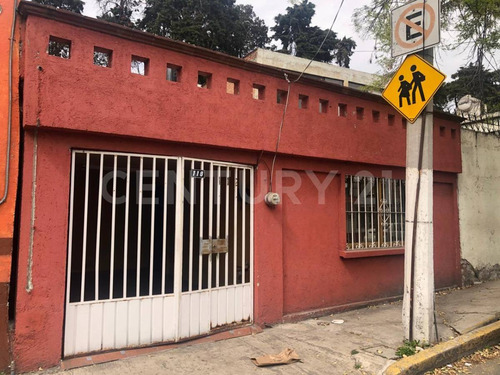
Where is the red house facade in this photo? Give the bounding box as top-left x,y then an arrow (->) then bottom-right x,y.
12,2 -> 462,372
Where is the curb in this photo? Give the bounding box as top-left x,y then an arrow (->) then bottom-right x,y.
384,319 -> 500,375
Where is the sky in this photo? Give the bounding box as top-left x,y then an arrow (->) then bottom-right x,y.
83,0 -> 475,80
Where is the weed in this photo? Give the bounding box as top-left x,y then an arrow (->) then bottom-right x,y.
351,349 -> 359,355
354,360 -> 362,369
395,340 -> 428,358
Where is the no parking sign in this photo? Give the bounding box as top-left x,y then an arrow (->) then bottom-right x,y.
391,0 -> 440,57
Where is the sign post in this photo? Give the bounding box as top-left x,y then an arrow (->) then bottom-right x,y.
384,0 -> 442,344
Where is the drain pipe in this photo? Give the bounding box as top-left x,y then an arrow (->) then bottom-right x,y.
25,121 -> 39,293
26,64 -> 43,293
0,0 -> 18,206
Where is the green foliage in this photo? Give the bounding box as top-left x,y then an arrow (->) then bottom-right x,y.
138,0 -> 269,57
352,0 -> 392,56
32,0 -> 84,13
395,339 -> 427,358
351,349 -> 359,355
434,64 -> 500,112
353,1 -> 500,67
97,0 -> 140,28
353,0 -> 500,111
451,0 -> 500,67
272,0 -> 357,67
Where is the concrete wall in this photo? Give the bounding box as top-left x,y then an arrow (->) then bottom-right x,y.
245,48 -> 377,88
459,130 -> 500,268
0,0 -> 21,371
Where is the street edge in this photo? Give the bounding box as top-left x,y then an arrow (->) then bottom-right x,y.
384,319 -> 500,375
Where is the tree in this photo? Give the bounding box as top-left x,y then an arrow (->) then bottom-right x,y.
32,0 -> 84,13
97,0 -> 140,28
271,0 -> 356,67
352,0 -> 500,107
138,0 -> 269,57
434,64 -> 500,112
334,37 -> 357,67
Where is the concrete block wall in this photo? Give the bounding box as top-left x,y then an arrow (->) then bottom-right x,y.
459,130 -> 500,282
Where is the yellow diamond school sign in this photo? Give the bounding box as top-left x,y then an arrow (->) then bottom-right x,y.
382,54 -> 446,123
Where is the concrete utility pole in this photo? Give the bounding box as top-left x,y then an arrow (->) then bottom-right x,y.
402,49 -> 435,344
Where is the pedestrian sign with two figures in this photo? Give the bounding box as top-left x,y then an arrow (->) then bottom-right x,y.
382,54 -> 445,123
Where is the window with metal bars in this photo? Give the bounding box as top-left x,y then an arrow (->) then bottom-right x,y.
345,175 -> 405,250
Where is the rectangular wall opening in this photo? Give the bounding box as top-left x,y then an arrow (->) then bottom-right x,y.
319,99 -> 329,113
298,94 -> 309,109
226,78 -> 240,95
277,89 -> 288,104
197,72 -> 212,89
252,84 -> 265,100
48,36 -> 71,59
131,55 -> 149,75
167,64 -> 181,82
93,47 -> 112,67
338,103 -> 347,117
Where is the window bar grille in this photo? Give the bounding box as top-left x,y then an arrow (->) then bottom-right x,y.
383,179 -> 388,246
216,165 -> 221,288
208,163 -> 213,290
370,177 -> 375,247
350,175 -> 354,250
161,159 -> 168,295
224,166 -> 229,287
198,162 -> 204,290
233,168 -> 238,285
66,153 -> 76,304
399,180 -> 404,244
109,155 -> 117,299
392,180 -> 399,245
249,168 -> 254,287
80,153 -> 90,302
136,157 -> 144,297
148,158 -> 156,296
364,177 -> 368,248
188,160 -> 194,292
123,156 -> 131,297
242,169 -> 246,285
388,179 -> 393,246
94,155 -> 104,300
376,177 -> 381,248
356,177 -> 361,248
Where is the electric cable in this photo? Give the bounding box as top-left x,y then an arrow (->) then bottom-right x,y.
268,0 -> 346,192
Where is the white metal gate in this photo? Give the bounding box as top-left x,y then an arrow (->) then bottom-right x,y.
64,151 -> 253,356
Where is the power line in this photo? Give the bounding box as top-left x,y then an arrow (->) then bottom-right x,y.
268,0 -> 346,192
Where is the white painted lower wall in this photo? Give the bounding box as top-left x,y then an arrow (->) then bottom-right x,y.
458,130 -> 500,268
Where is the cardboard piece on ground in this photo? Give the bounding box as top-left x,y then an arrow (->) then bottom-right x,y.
251,348 -> 301,367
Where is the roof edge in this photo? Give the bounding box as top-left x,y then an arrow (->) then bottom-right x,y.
17,1 -> 463,123
16,2 -> 386,102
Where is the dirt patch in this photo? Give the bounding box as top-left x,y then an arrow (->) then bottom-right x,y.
425,345 -> 500,374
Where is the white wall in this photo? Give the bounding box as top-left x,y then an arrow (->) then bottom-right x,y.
459,129 -> 500,268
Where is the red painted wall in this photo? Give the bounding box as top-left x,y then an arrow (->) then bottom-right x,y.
20,14 -> 461,173
12,7 -> 463,372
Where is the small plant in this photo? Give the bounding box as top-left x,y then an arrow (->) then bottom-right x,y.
395,340 -> 428,358
351,349 -> 359,355
354,360 -> 362,369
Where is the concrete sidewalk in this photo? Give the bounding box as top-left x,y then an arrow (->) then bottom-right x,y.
32,280 -> 500,375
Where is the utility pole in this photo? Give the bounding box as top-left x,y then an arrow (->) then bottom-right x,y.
402,48 -> 435,343
383,0 -> 445,344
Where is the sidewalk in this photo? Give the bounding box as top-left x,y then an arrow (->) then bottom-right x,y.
32,280 -> 500,375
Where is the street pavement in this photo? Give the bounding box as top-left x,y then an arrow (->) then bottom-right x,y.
32,280 -> 500,375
